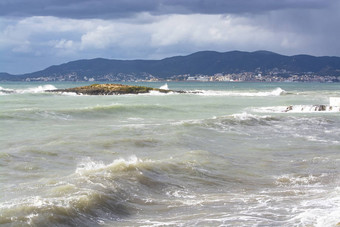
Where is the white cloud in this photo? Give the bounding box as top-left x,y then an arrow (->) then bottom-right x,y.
2,14 -> 306,57
1,13 -> 335,55
54,39 -> 74,49
1,5 -> 340,74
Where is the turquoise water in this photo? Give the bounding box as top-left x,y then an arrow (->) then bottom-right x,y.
1,82 -> 340,226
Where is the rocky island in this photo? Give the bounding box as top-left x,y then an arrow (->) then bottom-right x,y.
48,83 -> 188,95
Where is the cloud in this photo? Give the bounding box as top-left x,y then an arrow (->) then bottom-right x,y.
0,13 -> 311,73
0,0 -> 332,19
1,0 -> 340,74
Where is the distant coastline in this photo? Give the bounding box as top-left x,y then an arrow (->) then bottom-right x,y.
1,50 -> 340,82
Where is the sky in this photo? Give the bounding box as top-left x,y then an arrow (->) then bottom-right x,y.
1,0 -> 340,74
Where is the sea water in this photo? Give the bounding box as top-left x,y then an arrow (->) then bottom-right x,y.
0,81 -> 340,226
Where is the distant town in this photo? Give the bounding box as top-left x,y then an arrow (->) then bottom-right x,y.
24,71 -> 340,83
6,51 -> 340,83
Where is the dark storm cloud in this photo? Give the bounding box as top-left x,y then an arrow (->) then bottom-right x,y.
0,0 -> 158,19
0,0 -> 330,19
161,0 -> 327,14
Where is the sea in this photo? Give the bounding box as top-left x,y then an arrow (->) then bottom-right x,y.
0,81 -> 340,227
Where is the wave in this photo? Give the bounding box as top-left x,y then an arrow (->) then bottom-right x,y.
174,112 -> 329,130
290,187 -> 340,227
175,113 -> 280,130
0,86 -> 15,95
60,103 -> 178,120
80,103 -> 173,113
272,172 -> 340,227
138,90 -> 176,96
0,155 -> 222,226
1,85 -> 288,97
2,153 -> 340,226
254,105 -> 340,113
196,87 -> 287,97
20,85 -> 57,93
0,85 -> 57,95
0,156 -> 148,226
172,112 -> 340,146
275,173 -> 328,187
231,112 -> 276,121
159,83 -> 169,90
0,108 -> 73,122
0,103 -> 177,122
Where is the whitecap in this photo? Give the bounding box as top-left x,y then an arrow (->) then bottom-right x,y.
252,106 -> 288,113
6,84 -> 58,94
231,112 -> 273,121
289,187 -> 340,227
254,105 -> 340,113
275,173 -> 328,187
23,84 -> 57,93
0,86 -> 15,95
75,156 -> 146,176
159,83 -> 169,90
137,90 -> 175,96
197,87 -> 287,97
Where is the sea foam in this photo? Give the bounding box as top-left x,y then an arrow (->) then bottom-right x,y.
254,105 -> 340,113
75,156 -> 145,176
159,83 -> 169,90
197,87 -> 287,97
0,85 -> 57,94
0,86 -> 15,95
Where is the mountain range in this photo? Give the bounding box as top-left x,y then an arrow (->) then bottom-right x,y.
1,50 -> 340,81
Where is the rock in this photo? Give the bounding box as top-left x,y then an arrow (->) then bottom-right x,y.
284,104 -> 339,112
285,105 -> 293,112
47,83 -> 195,95
317,105 -> 326,111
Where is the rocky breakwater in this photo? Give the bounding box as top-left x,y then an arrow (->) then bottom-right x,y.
285,104 -> 340,112
284,97 -> 340,112
47,83 -> 192,95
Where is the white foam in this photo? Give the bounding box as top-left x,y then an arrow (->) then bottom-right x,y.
0,86 -> 15,95
197,87 -> 287,97
3,84 -> 58,94
269,87 -> 287,96
275,174 -> 327,187
330,97 -> 340,107
127,117 -> 144,121
159,83 -> 169,90
290,187 -> 340,227
59,92 -> 78,96
137,90 -> 174,96
24,85 -> 57,93
287,105 -> 340,112
231,112 -> 272,121
75,156 -> 145,175
254,105 -> 340,113
253,106 -> 288,113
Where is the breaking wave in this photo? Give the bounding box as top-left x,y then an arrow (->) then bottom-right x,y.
196,87 -> 287,97
0,155 -> 230,226
0,85 -> 57,95
254,105 -> 340,113
1,146 -> 340,226
159,83 -> 169,90
0,86 -> 15,95
275,173 -> 329,187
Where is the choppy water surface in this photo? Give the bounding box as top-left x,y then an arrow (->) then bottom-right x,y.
1,82 -> 340,226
